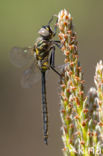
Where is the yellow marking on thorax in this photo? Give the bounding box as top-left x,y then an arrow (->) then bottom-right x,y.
36,48 -> 42,60
36,48 -> 39,55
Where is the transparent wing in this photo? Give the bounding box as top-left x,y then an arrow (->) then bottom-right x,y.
56,63 -> 69,71
21,63 -> 41,88
10,47 -> 34,68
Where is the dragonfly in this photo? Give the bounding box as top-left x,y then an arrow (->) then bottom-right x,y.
10,17 -> 61,145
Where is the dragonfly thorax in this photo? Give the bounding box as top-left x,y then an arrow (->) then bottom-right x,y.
34,37 -> 53,71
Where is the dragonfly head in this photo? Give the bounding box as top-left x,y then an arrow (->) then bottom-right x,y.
38,25 -> 54,39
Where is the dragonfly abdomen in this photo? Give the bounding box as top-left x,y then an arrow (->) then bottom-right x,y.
41,71 -> 48,144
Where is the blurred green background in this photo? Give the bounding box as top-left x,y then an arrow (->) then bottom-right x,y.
0,0 -> 103,156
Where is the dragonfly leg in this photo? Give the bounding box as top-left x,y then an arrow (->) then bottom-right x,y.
54,40 -> 60,43
50,47 -> 62,77
53,40 -> 63,49
53,21 -> 58,36
48,16 -> 54,25
48,16 -> 58,37
50,66 -> 62,77
50,46 -> 55,68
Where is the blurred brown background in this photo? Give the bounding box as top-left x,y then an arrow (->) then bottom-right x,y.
0,0 -> 103,156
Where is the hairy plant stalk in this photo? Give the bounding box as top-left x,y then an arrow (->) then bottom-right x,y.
94,61 -> 103,155
82,87 -> 100,156
57,9 -> 103,156
57,9 -> 85,156
94,61 -> 103,119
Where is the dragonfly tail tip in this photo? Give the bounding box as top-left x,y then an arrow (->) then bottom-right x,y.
44,137 -> 48,145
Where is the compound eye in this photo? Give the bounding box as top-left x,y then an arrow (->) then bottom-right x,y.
38,28 -> 49,37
